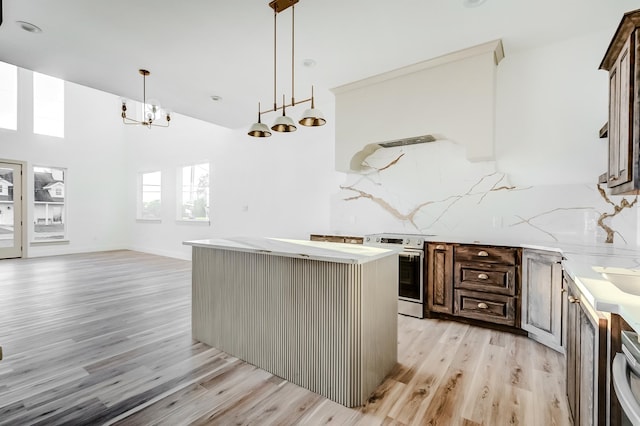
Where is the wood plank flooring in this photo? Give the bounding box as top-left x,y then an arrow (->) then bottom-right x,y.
0,250 -> 572,425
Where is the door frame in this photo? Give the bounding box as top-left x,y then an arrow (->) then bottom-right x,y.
0,158 -> 27,259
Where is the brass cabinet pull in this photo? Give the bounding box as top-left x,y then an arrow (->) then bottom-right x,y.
477,302 -> 489,309
609,176 -> 616,182
436,245 -> 444,250
568,296 -> 580,304
477,250 -> 489,257
478,273 -> 489,280
561,288 -> 567,293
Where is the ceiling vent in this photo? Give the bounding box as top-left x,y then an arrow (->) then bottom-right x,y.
349,134 -> 437,171
378,134 -> 436,148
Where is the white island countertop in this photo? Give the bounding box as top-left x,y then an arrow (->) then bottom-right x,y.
184,237 -> 400,264
561,249 -> 640,332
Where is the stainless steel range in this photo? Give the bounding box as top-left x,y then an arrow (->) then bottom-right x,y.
364,233 -> 433,318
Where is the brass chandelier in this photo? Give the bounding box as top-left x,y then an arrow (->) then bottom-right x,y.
121,69 -> 171,128
248,0 -> 326,138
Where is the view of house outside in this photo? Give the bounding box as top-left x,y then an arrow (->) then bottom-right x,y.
180,163 -> 209,221
33,166 -> 66,241
0,167 -> 15,248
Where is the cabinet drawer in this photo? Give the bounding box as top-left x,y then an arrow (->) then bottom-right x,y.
454,245 -> 518,265
454,289 -> 516,326
454,262 -> 516,296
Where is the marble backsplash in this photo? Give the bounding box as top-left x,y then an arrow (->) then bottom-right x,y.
331,140 -> 638,247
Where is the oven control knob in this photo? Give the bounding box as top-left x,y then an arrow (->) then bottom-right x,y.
376,237 -> 380,242
365,237 -> 370,242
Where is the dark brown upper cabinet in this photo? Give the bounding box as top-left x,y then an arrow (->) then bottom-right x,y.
600,9 -> 640,195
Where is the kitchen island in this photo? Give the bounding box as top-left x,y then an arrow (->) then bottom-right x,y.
183,237 -> 399,407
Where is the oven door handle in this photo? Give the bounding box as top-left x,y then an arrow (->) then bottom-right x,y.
613,352 -> 640,425
399,252 -> 422,260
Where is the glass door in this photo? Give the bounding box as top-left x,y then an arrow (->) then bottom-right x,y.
0,162 -> 22,259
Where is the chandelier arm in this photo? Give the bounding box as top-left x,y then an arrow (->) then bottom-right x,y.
258,96 -> 312,116
142,72 -> 147,109
273,9 -> 277,112
123,117 -> 143,125
149,121 -> 170,128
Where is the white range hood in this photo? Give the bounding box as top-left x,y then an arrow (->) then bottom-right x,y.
332,39 -> 505,172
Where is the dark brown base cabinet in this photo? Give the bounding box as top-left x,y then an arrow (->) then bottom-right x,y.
453,244 -> 520,327
564,272 -> 608,426
426,242 -> 521,329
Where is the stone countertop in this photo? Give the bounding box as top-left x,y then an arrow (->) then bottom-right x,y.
561,251 -> 640,332
422,234 -> 640,331
184,237 -> 400,265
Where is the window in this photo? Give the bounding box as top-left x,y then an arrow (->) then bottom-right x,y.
33,166 -> 66,241
179,163 -> 209,221
138,171 -> 161,220
33,72 -> 64,138
0,61 -> 17,131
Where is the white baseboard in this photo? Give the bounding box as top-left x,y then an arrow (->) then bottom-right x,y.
127,245 -> 192,261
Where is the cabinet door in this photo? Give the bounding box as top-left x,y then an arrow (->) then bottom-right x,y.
521,249 -> 563,352
609,35 -> 634,187
566,280 -> 579,423
578,302 -> 608,426
609,55 -> 621,185
565,275 -> 608,426
426,243 -> 453,315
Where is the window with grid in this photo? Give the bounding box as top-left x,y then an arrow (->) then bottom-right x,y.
178,163 -> 209,221
138,171 -> 162,220
33,166 -> 66,241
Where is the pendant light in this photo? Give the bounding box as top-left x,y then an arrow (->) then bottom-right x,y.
299,86 -> 326,126
121,69 -> 171,129
247,102 -> 272,137
247,0 -> 326,138
271,95 -> 296,132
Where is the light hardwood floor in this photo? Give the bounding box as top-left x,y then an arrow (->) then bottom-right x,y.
0,250 -> 572,425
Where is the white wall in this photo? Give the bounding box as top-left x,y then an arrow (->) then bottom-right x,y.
125,104 -> 338,260
496,30 -> 610,185
2,63 -> 338,260
329,29 -> 639,247
0,68 -> 129,257
2,25 -> 635,260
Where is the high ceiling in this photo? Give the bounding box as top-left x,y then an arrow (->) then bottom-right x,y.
0,0 -> 637,130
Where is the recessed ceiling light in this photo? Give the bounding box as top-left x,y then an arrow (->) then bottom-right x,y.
210,95 -> 222,102
303,59 -> 317,68
16,21 -> 43,33
463,0 -> 487,7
